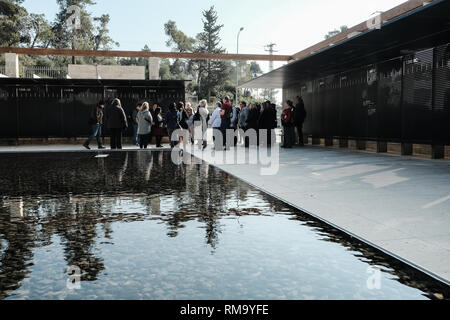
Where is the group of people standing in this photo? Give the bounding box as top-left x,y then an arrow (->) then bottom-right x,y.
131,102 -> 165,149
164,100 -> 210,149
83,95 -> 307,151
83,98 -> 129,150
210,96 -> 305,150
281,96 -> 307,148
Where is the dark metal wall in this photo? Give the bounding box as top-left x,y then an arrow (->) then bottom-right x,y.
0,79 -> 185,139
283,43 -> 450,145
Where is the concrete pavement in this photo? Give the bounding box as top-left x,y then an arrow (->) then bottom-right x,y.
188,144 -> 450,285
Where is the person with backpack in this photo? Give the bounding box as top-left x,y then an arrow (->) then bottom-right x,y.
83,100 -> 106,150
295,96 -> 307,146
281,100 -> 296,148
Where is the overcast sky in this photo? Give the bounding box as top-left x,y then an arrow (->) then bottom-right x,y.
23,0 -> 406,71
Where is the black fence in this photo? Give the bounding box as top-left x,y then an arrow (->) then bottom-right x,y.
283,43 -> 450,145
0,79 -> 186,139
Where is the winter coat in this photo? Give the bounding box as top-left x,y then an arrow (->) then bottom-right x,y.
166,109 -> 179,130
107,104 -> 128,130
137,110 -> 153,135
210,107 -> 222,128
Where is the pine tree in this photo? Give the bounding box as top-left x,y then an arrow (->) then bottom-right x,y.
51,0 -> 118,65
193,6 -> 230,102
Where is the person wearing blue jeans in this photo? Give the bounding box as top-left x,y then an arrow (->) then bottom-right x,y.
131,103 -> 142,146
83,101 -> 105,150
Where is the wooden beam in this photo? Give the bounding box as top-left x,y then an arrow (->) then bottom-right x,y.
291,0 -> 436,60
0,47 -> 292,62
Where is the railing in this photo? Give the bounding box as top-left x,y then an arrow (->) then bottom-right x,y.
21,66 -> 68,79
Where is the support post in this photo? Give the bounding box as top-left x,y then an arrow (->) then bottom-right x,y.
339,138 -> 348,148
377,141 -> 388,153
325,137 -> 333,147
356,140 -> 366,150
401,143 -> 413,156
5,53 -> 19,78
432,144 -> 445,159
148,57 -> 160,80
312,137 -> 321,145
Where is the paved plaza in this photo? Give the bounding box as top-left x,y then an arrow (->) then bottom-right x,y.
189,144 -> 450,284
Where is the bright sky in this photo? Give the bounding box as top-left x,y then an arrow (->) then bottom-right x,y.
22,0 -> 406,72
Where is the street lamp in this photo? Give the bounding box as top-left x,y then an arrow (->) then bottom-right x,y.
236,27 -> 244,107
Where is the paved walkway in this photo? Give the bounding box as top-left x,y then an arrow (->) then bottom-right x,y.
188,144 -> 450,284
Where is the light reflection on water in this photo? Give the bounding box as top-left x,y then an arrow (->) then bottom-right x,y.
0,151 -> 449,300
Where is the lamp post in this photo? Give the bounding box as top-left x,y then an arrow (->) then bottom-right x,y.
236,27 -> 244,107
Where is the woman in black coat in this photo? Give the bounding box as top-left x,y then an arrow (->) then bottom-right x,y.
106,98 -> 128,150
258,102 -> 274,147
246,104 -> 259,148
166,103 -> 179,148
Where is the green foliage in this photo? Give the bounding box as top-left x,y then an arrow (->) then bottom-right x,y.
0,0 -> 29,46
164,20 -> 195,52
325,25 -> 348,39
0,0 -> 119,67
162,6 -> 263,102
193,6 -> 230,101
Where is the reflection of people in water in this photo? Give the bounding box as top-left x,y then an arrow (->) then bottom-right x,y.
136,151 -> 154,182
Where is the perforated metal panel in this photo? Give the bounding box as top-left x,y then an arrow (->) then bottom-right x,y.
402,48 -> 434,143
323,75 -> 340,137
312,79 -> 325,137
0,87 -> 18,139
0,79 -> 186,139
433,44 -> 450,144
283,44 -> 450,145
302,81 -> 314,135
377,58 -> 403,141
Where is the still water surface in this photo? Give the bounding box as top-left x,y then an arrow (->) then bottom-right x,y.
0,151 -> 449,300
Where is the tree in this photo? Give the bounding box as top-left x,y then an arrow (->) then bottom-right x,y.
51,0 -> 119,65
163,20 -> 197,82
193,6 -> 230,101
325,25 -> 348,39
22,13 -> 54,48
0,0 -> 29,47
164,20 -> 195,53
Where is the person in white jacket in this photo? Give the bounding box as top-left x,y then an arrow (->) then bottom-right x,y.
209,102 -> 222,149
137,102 -> 153,149
197,99 -> 210,149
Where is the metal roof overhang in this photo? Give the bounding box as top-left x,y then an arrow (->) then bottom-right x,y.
240,0 -> 450,89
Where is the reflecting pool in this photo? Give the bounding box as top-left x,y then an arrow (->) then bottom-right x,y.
0,151 -> 449,300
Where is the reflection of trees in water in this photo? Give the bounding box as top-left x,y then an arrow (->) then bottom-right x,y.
0,199 -> 35,299
0,151 -> 449,299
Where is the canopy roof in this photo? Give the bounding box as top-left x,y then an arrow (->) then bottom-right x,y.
240,0 -> 450,89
